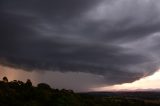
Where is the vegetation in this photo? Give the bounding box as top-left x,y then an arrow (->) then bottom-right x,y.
0,76 -> 160,106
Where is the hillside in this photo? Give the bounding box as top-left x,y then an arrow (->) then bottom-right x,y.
0,77 -> 160,106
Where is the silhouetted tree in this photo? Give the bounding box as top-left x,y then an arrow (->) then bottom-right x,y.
25,79 -> 32,87
37,83 -> 51,90
2,76 -> 8,83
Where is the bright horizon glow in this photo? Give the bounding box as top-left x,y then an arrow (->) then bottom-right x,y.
1,65 -> 160,92
92,69 -> 160,91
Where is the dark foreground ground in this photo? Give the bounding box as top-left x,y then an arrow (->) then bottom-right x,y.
0,78 -> 160,106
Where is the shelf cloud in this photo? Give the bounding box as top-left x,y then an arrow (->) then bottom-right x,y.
1,0 -> 160,87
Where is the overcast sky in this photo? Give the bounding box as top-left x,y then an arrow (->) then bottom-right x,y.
1,0 -> 160,91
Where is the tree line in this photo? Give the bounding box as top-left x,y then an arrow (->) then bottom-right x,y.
0,76 -> 159,106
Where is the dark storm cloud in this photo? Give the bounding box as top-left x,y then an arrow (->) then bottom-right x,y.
1,0 -> 160,85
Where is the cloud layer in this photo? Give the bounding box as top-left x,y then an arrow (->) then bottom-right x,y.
1,0 -> 160,85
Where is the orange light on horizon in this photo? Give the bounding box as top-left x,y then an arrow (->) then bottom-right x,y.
1,65 -> 160,92
0,65 -> 40,85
